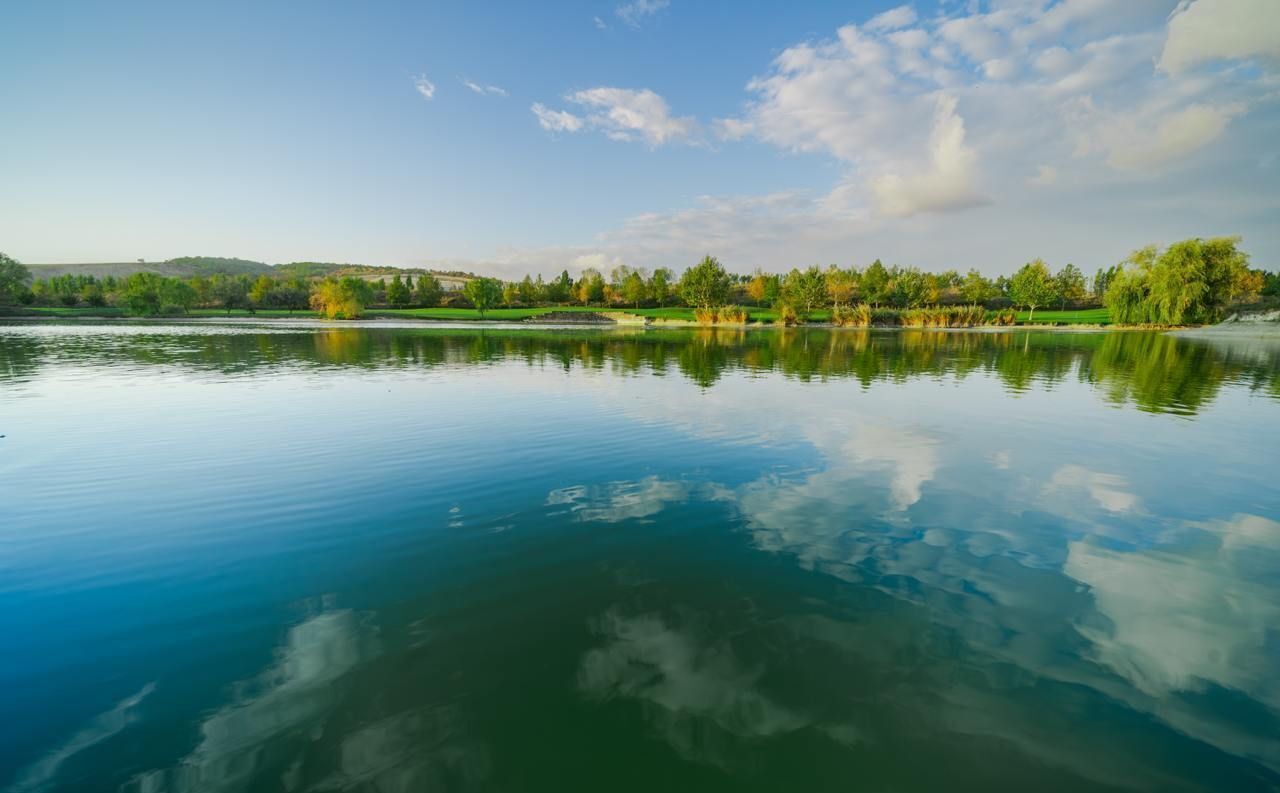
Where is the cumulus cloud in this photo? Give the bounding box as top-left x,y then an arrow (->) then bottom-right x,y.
499,0 -> 1274,276
531,102 -> 584,133
1159,0 -> 1280,74
870,95 -> 989,216
412,74 -> 436,100
615,0 -> 669,28
566,87 -> 697,145
535,88 -> 696,146
1103,102 -> 1247,171
865,4 -> 918,32
462,79 -> 507,97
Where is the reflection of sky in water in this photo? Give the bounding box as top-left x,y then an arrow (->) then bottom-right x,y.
1,325 -> 1278,791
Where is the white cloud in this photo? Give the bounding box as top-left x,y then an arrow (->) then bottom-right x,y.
462,79 -> 507,97
615,0 -> 669,28
1105,102 -> 1247,171
870,94 -> 988,216
938,14 -> 1007,62
594,15 -> 608,30
1159,0 -> 1280,74
531,102 -> 584,133
500,0 -> 1275,276
412,74 -> 436,100
713,117 -> 753,140
865,4 -> 918,32
565,87 -> 696,146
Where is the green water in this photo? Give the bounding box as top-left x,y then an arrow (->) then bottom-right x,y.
2,322 -> 1278,792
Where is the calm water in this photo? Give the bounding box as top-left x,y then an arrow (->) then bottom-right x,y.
2,321 -> 1279,792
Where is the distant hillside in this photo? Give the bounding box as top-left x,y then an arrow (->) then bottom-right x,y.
27,257 -> 272,279
26,257 -> 474,283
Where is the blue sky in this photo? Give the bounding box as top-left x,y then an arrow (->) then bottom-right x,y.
2,0 -> 1277,277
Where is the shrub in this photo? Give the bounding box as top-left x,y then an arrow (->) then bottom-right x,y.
832,304 -> 873,327
694,307 -> 719,324
716,305 -> 748,324
776,303 -> 801,326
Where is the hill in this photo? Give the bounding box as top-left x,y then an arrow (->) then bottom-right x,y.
25,257 -> 474,284
26,257 -> 273,279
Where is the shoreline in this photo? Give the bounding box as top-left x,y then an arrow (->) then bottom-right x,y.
0,313 -> 1174,333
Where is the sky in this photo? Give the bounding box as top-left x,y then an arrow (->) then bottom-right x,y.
1,0 -> 1278,278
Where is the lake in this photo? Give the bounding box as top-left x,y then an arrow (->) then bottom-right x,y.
2,321 -> 1278,792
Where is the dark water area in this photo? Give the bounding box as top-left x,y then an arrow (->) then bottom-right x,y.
1,322 -> 1278,792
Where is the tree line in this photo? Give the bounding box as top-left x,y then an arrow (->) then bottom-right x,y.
2,237 -> 1276,325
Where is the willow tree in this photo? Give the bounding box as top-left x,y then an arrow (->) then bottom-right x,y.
1106,237 -> 1256,325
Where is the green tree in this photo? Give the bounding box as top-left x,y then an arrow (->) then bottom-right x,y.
861,259 -> 890,306
648,268 -> 673,306
826,266 -> 857,308
960,269 -> 995,304
518,275 -> 539,305
386,274 -> 411,307
162,279 -> 197,313
546,270 -> 573,303
1054,263 -> 1087,309
678,256 -> 732,310
310,277 -> 371,319
122,272 -> 165,316
210,274 -> 250,314
1105,239 -> 1258,326
1008,259 -> 1058,321
573,269 -> 603,305
887,267 -> 930,308
414,273 -> 443,307
621,270 -> 647,308
783,266 -> 828,316
463,277 -> 503,317
0,253 -> 32,304
249,275 -> 275,308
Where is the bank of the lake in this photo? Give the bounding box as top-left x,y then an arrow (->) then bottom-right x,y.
3,304 -> 1119,327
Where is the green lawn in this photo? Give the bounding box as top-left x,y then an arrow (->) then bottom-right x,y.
1016,307 -> 1111,325
6,304 -> 1109,326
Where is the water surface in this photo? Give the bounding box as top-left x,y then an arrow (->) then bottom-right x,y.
2,322 -> 1278,792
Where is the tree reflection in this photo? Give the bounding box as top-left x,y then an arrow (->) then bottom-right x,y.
2,324 -> 1276,415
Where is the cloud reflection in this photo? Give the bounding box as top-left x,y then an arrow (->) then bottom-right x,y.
128,609 -> 377,792
579,610 -> 809,766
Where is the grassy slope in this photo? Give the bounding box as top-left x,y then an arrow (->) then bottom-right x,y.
1014,308 -> 1111,325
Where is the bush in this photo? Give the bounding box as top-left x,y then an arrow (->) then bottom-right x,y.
776,303 -> 801,326
832,304 -> 873,327
716,306 -> 748,324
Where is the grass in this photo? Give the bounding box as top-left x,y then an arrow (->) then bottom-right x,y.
1015,307 -> 1111,325
5,303 -> 1112,326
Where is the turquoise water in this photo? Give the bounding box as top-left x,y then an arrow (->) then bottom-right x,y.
1,322 -> 1278,792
